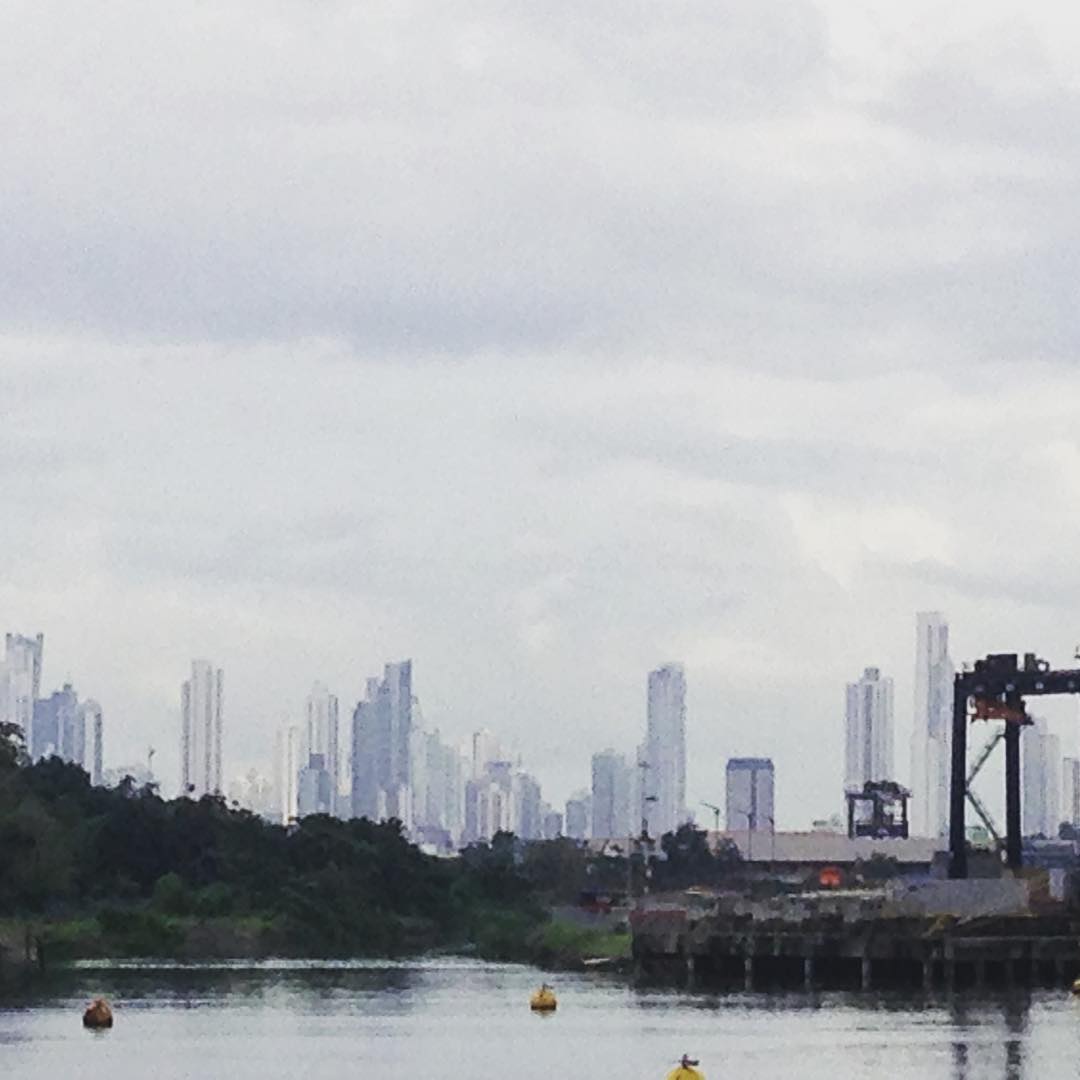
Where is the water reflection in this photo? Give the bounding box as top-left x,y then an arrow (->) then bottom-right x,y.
2,961 -> 1075,1080
9,959 -> 424,1012
950,994 -> 1030,1080
1002,994 -> 1028,1080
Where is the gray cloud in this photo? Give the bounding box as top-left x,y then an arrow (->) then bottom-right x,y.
5,7 -> 1080,823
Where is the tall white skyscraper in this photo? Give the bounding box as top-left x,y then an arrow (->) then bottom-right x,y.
180,661 -> 223,797
1,633 -> 44,744
644,663 -> 687,838
84,699 -> 104,786
725,757 -> 775,833
909,612 -> 954,837
304,682 -> 339,812
274,723 -> 300,824
845,666 -> 894,793
1023,717 -> 1061,838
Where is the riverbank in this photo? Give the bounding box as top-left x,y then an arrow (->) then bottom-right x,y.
2,911 -> 631,978
0,920 -> 41,985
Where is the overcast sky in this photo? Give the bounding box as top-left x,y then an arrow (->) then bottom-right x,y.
5,2 -> 1080,825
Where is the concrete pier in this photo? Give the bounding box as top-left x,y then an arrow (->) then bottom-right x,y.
631,908 -> 1080,991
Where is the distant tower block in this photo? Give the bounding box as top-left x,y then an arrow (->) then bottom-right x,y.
181,661 -> 223,796
725,758 -> 774,833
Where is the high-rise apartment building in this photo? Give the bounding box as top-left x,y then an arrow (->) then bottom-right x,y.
85,699 -> 103,786
514,771 -> 544,840
1063,757 -> 1080,831
909,612 -> 954,837
297,752 -> 334,817
844,666 -> 894,794
411,731 -> 466,843
351,660 -> 413,821
644,663 -> 687,837
463,760 -> 514,843
274,723 -> 300,824
471,729 -> 501,779
591,749 -> 632,840
1,633 -> 44,745
30,683 -> 103,781
31,683 -> 79,762
564,791 -> 591,841
1023,717 -> 1061,838
304,682 -> 339,813
180,661 -> 223,797
725,757 -> 775,833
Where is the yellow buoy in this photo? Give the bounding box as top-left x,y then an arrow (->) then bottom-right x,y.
82,999 -> 113,1029
530,984 -> 557,1012
1071,977 -> 1080,996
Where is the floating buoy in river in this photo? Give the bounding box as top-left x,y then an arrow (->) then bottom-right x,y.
666,1054 -> 705,1079
530,984 -> 557,1012
83,999 -> 113,1029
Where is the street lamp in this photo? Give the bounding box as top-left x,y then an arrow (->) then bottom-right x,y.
731,808 -> 775,864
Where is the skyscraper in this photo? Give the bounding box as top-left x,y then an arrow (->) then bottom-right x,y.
85,699 -> 103,786
644,663 -> 687,837
909,612 -> 954,837
384,660 -> 413,816
542,808 -> 563,839
1063,757 -> 1080,831
31,684 -> 79,762
564,791 -> 591,840
514,772 -> 544,840
29,681 -> 102,781
350,660 -> 413,821
471,729 -> 501,779
297,752 -> 334,817
1,633 -> 43,745
180,661 -> 223,797
1023,717 -> 1061,838
411,730 -> 466,843
274,723 -> 300,824
591,749 -> 632,840
725,757 -> 775,833
305,682 -> 339,813
844,666 -> 894,793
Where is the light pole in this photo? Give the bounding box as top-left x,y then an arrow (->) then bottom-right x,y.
732,806 -> 756,862
629,790 -> 658,901
700,801 -> 721,834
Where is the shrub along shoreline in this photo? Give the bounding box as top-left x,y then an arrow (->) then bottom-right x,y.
0,723 -> 727,982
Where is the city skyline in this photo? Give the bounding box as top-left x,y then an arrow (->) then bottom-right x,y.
8,615 -> 1080,838
7,4 -> 1080,851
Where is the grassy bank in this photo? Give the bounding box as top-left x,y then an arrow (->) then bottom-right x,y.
37,912 -> 288,962
468,909 -> 632,971
526,919 -> 632,970
14,909 -> 630,975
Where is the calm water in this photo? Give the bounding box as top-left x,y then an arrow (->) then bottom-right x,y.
2,958 -> 1078,1079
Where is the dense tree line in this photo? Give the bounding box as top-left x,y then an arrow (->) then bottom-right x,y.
0,723 -> 738,959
